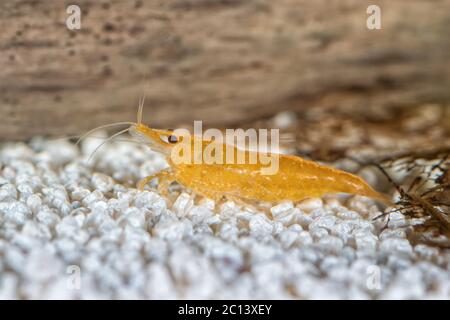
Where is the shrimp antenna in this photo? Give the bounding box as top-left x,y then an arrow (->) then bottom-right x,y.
137,93 -> 146,125
137,74 -> 150,125
87,127 -> 131,162
76,122 -> 135,146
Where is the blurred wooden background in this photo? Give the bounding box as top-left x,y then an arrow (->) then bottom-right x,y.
0,0 -> 449,140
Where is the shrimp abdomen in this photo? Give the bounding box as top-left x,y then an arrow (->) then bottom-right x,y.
172,152 -> 388,203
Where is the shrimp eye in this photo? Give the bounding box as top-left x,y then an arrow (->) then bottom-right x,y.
168,135 -> 178,143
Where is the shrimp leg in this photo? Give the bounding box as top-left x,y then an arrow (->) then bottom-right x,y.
137,169 -> 174,195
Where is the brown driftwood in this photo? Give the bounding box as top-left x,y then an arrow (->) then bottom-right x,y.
1,0 -> 449,140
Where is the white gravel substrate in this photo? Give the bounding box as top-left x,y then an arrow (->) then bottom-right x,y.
0,136 -> 449,299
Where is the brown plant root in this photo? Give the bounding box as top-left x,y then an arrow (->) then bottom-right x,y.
355,151 -> 450,247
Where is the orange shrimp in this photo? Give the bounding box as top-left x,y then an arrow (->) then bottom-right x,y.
123,103 -> 391,205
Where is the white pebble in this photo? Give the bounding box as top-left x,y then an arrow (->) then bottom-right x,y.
379,228 -> 407,240
0,201 -> 31,225
271,203 -> 297,226
82,190 -> 105,207
118,207 -> 146,229
380,238 -> 413,256
271,201 -> 294,217
387,211 -> 408,228
278,229 -> 298,248
5,247 -> 26,273
310,227 -> 329,240
414,245 -> 439,261
298,198 -> 323,212
187,206 -> 214,225
21,221 -> 51,240
91,173 -> 114,193
36,208 -> 61,227
218,223 -> 239,241
152,215 -> 193,241
295,212 -> 314,228
44,140 -> 79,165
26,194 -> 42,214
23,248 -> 63,282
297,231 -> 313,246
172,193 -> 194,217
309,215 -> 337,231
134,191 -> 166,216
249,214 -> 273,236
272,111 -> 297,128
0,273 -> 19,299
145,263 -> 178,299
17,183 -> 34,198
317,236 -> 344,254
0,183 -> 18,201
354,230 -> 378,252
70,187 -> 91,201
